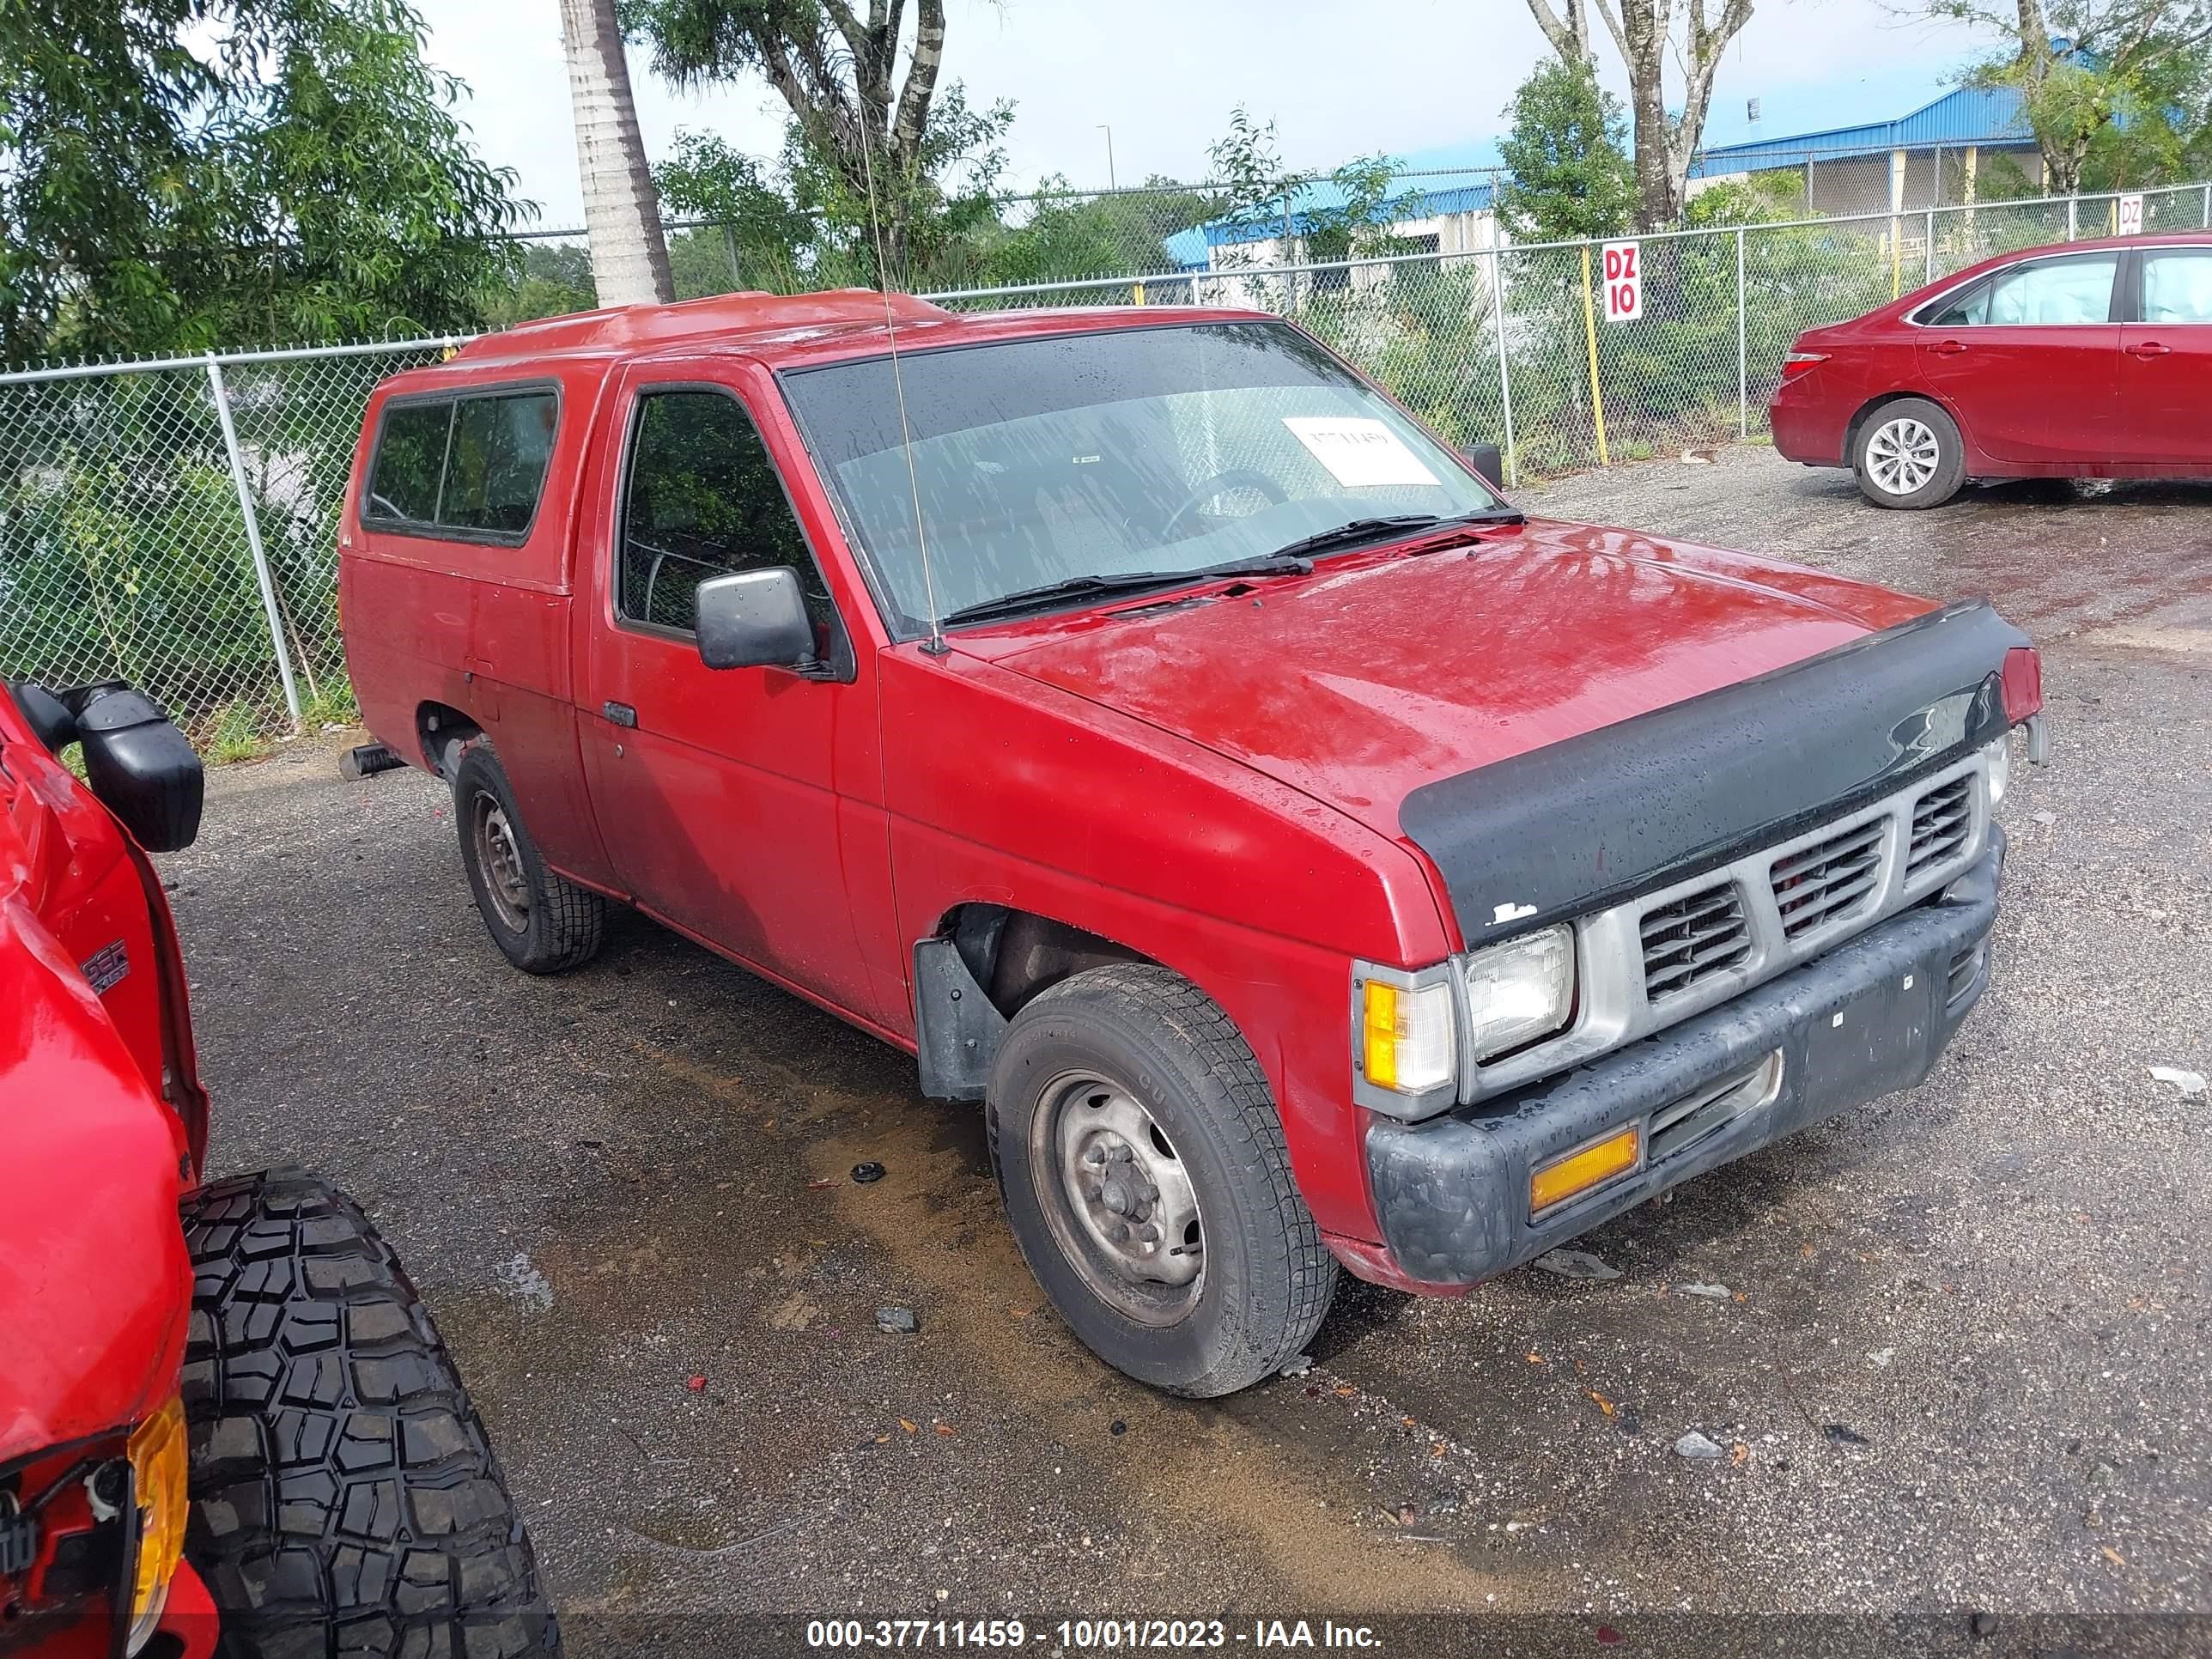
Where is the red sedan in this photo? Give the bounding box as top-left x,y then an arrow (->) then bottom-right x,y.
1770,231 -> 2212,507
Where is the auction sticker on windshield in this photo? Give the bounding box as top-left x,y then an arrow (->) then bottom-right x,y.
1281,416 -> 1440,488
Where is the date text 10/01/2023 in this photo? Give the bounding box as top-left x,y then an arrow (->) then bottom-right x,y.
805,1620 -> 1384,1650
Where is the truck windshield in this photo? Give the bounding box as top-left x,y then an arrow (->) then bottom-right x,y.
781,320 -> 1506,635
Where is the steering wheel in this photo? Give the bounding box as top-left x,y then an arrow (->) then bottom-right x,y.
1159,468 -> 1289,542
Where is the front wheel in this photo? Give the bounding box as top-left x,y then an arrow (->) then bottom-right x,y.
181,1171 -> 560,1658
1852,397 -> 1966,508
986,965 -> 1337,1398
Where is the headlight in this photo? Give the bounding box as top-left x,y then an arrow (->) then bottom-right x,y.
125,1394 -> 187,1654
1358,974 -> 1456,1095
1982,733 -> 2010,808
1462,924 -> 1576,1063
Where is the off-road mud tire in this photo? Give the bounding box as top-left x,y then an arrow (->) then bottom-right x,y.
987,964 -> 1338,1398
180,1170 -> 559,1659
450,738 -> 604,974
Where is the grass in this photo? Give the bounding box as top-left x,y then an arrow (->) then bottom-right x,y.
301,678 -> 360,730
202,701 -> 270,766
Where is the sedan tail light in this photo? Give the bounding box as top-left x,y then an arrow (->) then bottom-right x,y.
1780,351 -> 1829,381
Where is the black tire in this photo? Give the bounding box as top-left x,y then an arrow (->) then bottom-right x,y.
1851,396 -> 1967,508
986,964 -> 1337,1398
180,1171 -> 559,1659
449,738 -> 604,974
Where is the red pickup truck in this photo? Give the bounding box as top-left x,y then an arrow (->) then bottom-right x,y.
338,292 -> 2045,1398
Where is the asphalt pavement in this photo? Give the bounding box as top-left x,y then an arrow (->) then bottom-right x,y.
166,447 -> 2212,1651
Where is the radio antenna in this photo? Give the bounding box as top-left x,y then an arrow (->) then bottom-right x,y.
857,123 -> 946,656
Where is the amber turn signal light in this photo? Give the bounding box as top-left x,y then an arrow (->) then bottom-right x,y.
1529,1124 -> 1640,1218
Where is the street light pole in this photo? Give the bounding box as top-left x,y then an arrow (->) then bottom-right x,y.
1097,124 -> 1116,190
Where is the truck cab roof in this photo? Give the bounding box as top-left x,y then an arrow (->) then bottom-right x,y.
386,291 -> 1277,391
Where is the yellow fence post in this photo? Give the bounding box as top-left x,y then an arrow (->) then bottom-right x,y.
1132,281 -> 1146,306
1580,244 -> 1611,468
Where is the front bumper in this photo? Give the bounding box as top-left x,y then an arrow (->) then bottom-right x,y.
1365,836 -> 2002,1289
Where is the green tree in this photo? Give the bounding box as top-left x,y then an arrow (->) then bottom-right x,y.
1495,58 -> 1636,241
1906,0 -> 2212,193
0,0 -> 526,365
979,174 -> 1218,287
628,0 -> 1010,283
1522,0 -> 1756,229
479,242 -> 599,326
654,128 -> 820,290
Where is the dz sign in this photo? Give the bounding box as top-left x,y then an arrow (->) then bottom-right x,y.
1602,240 -> 1643,321
2118,193 -> 2144,235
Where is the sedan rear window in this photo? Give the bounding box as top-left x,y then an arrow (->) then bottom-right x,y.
363,388 -> 558,541
2143,251 -> 2212,323
1922,255 -> 2118,327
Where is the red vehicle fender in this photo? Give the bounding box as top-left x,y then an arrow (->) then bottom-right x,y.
0,704 -> 198,1466
0,882 -> 194,1462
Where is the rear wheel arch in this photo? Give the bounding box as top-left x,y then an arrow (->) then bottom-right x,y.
415,702 -> 483,776
1846,389 -> 1971,468
1849,393 -> 1970,508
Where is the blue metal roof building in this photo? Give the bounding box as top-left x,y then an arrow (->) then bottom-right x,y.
1691,85 -> 2033,175
1688,84 -> 2045,214
1158,84 -> 2047,271
1163,175 -> 1498,271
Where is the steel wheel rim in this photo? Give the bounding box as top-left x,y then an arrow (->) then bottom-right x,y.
470,793 -> 531,933
1868,417 -> 1941,495
1030,1069 -> 1205,1327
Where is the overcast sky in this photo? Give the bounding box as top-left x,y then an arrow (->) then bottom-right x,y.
417,0 -> 1991,231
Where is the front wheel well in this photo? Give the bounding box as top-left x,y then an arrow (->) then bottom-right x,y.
944,903 -> 1155,1020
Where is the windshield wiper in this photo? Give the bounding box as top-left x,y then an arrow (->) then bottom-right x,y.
939,554 -> 1315,628
1264,508 -> 1526,563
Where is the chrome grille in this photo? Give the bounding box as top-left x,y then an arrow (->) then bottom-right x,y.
1770,820 -> 1886,940
1908,775 -> 1974,879
1640,881 -> 1752,1002
1455,748 -> 1991,1108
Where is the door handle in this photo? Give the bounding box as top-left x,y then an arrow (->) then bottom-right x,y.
2129,340 -> 2172,359
602,700 -> 637,728
1931,339 -> 1969,356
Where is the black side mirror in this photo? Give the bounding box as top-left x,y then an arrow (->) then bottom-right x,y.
696,567 -> 817,672
1461,443 -> 1505,489
71,684 -> 204,853
7,679 -> 79,755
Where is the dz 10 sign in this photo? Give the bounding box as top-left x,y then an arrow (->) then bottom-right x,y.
1602,240 -> 1643,322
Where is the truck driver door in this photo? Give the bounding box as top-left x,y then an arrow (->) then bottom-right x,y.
576,366 -> 895,1030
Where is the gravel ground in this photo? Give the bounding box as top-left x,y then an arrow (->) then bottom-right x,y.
167,447 -> 2212,1649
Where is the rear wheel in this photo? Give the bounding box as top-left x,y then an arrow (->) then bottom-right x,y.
1852,397 -> 1966,508
180,1170 -> 558,1658
987,964 -> 1337,1398
450,738 -> 604,974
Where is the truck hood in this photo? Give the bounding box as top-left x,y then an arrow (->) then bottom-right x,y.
971,518 -> 1933,841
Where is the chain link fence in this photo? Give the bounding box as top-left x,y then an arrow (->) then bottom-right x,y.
3,179 -> 2205,748
0,341 -> 456,748
930,179 -> 2212,480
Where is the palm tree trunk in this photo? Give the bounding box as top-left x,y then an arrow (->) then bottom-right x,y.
559,0 -> 673,306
